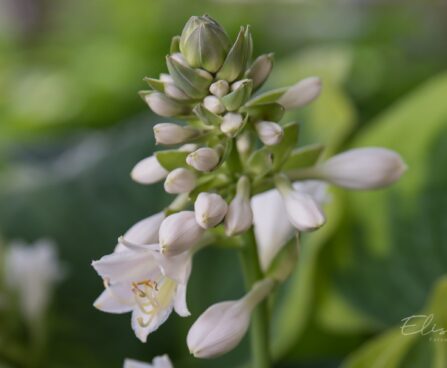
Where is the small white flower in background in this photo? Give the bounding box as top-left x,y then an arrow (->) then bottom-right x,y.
164,168 -> 197,194
278,76 -> 322,110
124,354 -> 173,368
186,147 -> 220,172
159,211 -> 204,256
311,147 -> 407,189
187,278 -> 274,358
225,176 -> 253,236
194,192 -> 228,229
252,181 -> 329,270
4,239 -> 65,322
92,244 -> 191,343
131,156 -> 168,185
255,121 -> 284,146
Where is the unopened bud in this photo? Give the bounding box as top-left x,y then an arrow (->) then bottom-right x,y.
246,53 -> 274,90
180,15 -> 230,73
164,168 -> 197,194
131,155 -> 168,185
186,147 -> 220,172
255,121 -> 284,146
275,175 -> 325,232
209,80 -> 230,98
159,211 -> 204,256
124,355 -> 173,368
144,92 -> 188,117
313,148 -> 407,189
225,176 -> 253,236
278,77 -> 322,110
203,96 -> 225,115
187,278 -> 274,358
221,79 -> 253,112
220,112 -> 243,136
194,192 -> 228,229
153,123 -> 198,145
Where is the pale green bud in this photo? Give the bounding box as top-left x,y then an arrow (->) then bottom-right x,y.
217,26 -> 252,82
203,95 -> 225,115
220,112 -> 243,136
255,121 -> 284,146
221,79 -> 253,111
209,80 -> 230,98
166,54 -> 213,99
180,15 -> 231,73
193,104 -> 223,126
246,53 -> 274,91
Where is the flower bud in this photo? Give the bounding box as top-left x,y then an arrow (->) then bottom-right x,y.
220,112 -> 244,136
217,26 -> 252,82
159,211 -> 204,256
275,175 -> 325,232
186,147 -> 220,172
130,155 -> 168,185
153,123 -> 198,145
203,96 -> 225,115
144,92 -> 188,117
194,192 -> 228,229
187,278 -> 274,358
255,121 -> 284,146
221,79 -> 253,112
246,53 -> 274,91
164,168 -> 197,194
164,82 -> 190,101
180,15 -> 230,73
209,80 -> 229,98
225,176 -> 253,236
278,76 -> 322,110
166,54 -> 213,99
313,147 -> 407,189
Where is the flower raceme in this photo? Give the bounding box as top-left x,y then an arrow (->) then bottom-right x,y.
92,14 -> 407,363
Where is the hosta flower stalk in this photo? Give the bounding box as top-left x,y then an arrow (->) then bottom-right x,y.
92,14 -> 407,367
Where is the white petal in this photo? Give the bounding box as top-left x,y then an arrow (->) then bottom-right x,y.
174,283 -> 190,317
155,251 -> 192,284
131,303 -> 174,343
94,285 -> 133,314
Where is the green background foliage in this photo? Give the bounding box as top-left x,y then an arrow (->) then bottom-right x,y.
0,0 -> 446,366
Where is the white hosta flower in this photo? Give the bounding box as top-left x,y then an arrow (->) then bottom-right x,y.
186,147 -> 220,172
124,355 -> 173,368
209,80 -> 229,98
4,239 -> 64,322
164,168 -> 196,194
275,175 -> 325,232
277,76 -> 322,110
159,211 -> 204,256
153,123 -> 198,145
194,192 -> 228,229
203,96 -> 225,115
92,246 -> 191,343
220,113 -> 243,136
114,212 -> 165,253
225,176 -> 253,236
131,155 -> 168,185
144,93 -> 186,117
312,147 -> 407,189
187,278 -> 274,358
255,121 -> 284,146
252,181 -> 328,270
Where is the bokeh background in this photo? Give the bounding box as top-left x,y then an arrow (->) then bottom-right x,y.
1,0 -> 447,367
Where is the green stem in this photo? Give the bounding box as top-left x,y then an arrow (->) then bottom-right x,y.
239,227 -> 270,368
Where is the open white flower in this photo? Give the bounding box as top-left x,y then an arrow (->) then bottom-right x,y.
92,244 -> 191,342
187,278 -> 274,358
4,239 -> 65,322
124,355 -> 173,368
252,181 -> 329,270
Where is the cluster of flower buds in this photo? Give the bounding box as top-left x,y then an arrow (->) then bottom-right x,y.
92,15 -> 407,362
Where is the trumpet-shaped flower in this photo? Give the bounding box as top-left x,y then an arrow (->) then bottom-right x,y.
92,245 -> 191,343
187,278 -> 274,358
